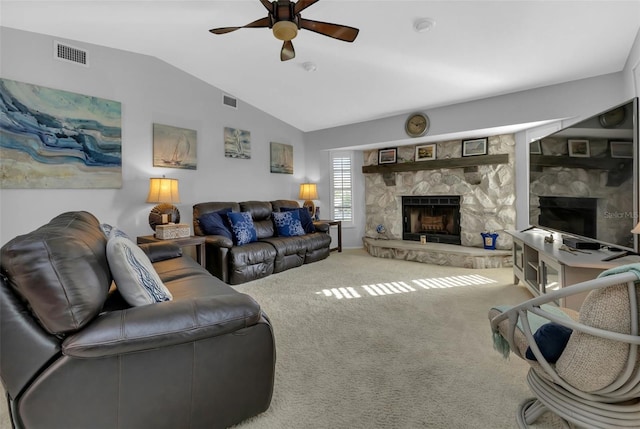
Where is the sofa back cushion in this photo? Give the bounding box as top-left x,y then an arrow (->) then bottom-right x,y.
0,211 -> 112,335
240,201 -> 274,239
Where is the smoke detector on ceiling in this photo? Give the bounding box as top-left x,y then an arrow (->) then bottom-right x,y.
414,18 -> 436,33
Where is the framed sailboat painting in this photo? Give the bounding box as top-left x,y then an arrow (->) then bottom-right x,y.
153,123 -> 197,169
270,142 -> 293,174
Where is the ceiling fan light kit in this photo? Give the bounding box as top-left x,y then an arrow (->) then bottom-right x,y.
273,20 -> 298,41
210,0 -> 359,62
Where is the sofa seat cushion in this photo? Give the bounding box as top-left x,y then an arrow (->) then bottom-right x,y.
300,232 -> 331,252
260,236 -> 306,273
228,242 -> 276,284
0,211 -> 111,335
152,255 -> 234,299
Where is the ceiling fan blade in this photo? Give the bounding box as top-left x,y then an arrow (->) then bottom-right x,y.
259,0 -> 273,13
281,40 -> 295,61
299,18 -> 359,42
209,16 -> 271,35
294,0 -> 319,15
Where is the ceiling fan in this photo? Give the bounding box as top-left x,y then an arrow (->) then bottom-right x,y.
209,0 -> 359,61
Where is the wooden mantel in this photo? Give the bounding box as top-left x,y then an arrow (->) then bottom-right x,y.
361,154 -> 509,174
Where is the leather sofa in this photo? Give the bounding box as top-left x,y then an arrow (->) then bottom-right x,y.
193,200 -> 332,284
0,211 -> 275,429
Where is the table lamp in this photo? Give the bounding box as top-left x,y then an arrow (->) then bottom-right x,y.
146,177 -> 180,231
299,183 -> 318,218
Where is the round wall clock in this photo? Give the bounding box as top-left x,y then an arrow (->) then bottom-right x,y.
405,112 -> 429,137
599,106 -> 625,128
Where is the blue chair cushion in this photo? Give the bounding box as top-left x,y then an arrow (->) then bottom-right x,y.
227,211 -> 258,245
525,322 -> 573,363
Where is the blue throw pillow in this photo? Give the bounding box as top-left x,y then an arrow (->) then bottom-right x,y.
281,207 -> 315,233
227,211 -> 257,245
199,208 -> 233,239
273,210 -> 306,237
525,322 -> 573,363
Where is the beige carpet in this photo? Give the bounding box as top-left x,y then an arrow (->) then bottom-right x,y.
0,249 -> 566,428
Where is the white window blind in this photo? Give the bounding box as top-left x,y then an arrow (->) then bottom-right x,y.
331,152 -> 353,223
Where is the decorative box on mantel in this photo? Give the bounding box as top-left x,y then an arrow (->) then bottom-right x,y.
155,223 -> 191,239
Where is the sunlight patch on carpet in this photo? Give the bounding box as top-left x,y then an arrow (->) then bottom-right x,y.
315,275 -> 498,299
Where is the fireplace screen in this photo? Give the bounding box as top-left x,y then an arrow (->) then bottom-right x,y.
402,196 -> 461,244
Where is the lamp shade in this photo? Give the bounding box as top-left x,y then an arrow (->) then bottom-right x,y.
146,178 -> 180,204
632,222 -> 640,234
298,183 -> 318,200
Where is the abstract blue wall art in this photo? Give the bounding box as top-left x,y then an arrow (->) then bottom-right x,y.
0,79 -> 122,188
224,127 -> 251,159
153,123 -> 197,169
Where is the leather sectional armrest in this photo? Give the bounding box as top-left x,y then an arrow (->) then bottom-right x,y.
205,235 -> 234,248
138,241 -> 182,262
63,293 -> 261,358
313,221 -> 330,233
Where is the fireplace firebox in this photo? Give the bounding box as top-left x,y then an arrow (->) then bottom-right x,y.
402,195 -> 461,244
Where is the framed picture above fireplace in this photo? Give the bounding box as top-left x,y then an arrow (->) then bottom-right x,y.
462,138 -> 487,157
378,148 -> 397,164
415,144 -> 436,161
568,139 -> 590,158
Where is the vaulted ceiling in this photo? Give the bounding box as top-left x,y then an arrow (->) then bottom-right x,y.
2,1 -> 639,132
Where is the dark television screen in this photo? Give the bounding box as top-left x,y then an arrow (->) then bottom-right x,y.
529,98 -> 639,252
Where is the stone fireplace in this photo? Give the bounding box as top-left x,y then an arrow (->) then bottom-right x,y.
363,134 -> 516,251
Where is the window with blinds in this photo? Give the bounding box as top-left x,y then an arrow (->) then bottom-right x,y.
331,152 -> 353,223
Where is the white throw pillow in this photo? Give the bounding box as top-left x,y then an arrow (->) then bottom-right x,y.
106,236 -> 173,306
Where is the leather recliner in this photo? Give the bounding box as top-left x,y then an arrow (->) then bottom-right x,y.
0,211 -> 275,429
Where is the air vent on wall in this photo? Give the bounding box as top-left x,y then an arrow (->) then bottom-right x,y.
222,94 -> 237,109
54,41 -> 89,67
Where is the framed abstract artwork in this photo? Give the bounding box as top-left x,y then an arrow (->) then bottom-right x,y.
153,123 -> 197,169
224,127 -> 251,159
270,142 -> 293,174
0,78 -> 122,188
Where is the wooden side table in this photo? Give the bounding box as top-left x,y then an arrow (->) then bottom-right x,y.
137,235 -> 206,267
318,220 -> 342,252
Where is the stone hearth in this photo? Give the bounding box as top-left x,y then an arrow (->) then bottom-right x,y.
363,238 -> 512,269
362,134 -> 516,265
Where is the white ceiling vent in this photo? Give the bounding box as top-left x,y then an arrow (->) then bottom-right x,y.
222,94 -> 237,109
54,41 -> 89,67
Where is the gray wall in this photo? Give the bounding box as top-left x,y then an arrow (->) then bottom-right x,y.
0,28 -> 306,245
